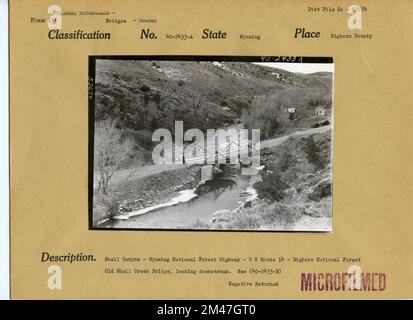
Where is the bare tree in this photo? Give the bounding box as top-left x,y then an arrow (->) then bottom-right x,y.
94,120 -> 133,194
190,95 -> 205,128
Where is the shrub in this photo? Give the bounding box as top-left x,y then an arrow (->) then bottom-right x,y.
185,220 -> 212,230
227,214 -> 261,230
254,171 -> 289,201
277,149 -> 295,172
93,193 -> 120,227
260,203 -> 301,225
303,136 -> 323,170
242,92 -> 291,139
101,195 -> 120,218
139,84 -> 150,92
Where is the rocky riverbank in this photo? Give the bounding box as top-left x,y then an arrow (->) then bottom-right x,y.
186,130 -> 332,231
93,165 -> 200,227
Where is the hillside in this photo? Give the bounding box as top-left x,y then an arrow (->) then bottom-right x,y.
94,60 -> 332,156
187,129 -> 332,231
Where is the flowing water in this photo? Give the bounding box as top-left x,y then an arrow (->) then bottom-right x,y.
103,174 -> 256,229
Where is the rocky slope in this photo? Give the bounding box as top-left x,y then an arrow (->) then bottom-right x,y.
187,130 -> 332,231
94,60 -> 332,152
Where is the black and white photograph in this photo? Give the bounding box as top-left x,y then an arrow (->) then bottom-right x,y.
90,56 -> 333,231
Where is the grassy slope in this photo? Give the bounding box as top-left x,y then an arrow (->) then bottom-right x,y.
187,130 -> 332,230
92,61 -> 333,227
94,60 -> 332,156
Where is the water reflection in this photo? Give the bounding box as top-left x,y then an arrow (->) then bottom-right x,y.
105,175 -> 248,229
195,178 -> 237,201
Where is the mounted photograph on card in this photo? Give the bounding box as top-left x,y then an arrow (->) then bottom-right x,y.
89,56 -> 334,232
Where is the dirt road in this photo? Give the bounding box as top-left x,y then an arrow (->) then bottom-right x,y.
109,125 -> 332,185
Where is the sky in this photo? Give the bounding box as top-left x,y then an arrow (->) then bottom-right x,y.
254,62 -> 334,74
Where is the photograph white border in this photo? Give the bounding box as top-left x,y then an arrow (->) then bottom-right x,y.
0,0 -> 10,300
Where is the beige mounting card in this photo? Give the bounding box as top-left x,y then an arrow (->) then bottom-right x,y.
9,0 -> 413,299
